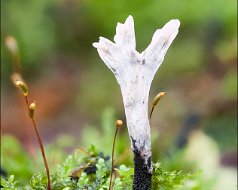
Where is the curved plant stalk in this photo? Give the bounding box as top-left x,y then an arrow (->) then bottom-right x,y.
109,120 -> 123,190
93,16 -> 180,189
7,36 -> 51,190
75,146 -> 90,158
14,81 -> 51,190
149,92 -> 166,121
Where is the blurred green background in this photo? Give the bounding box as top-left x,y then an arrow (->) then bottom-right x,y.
1,0 -> 237,189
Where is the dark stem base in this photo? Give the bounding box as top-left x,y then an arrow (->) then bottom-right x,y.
131,138 -> 152,190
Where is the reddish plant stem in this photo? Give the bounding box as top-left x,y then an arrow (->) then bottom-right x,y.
109,127 -> 119,190
31,118 -> 51,190
24,96 -> 51,190
24,95 -> 29,106
19,96 -> 34,158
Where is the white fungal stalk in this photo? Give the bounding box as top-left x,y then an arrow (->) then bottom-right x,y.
93,15 -> 180,175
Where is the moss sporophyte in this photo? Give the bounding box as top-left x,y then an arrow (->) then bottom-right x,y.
6,36 -> 51,190
93,15 -> 180,190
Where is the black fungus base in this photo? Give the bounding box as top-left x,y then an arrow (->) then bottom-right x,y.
131,138 -> 152,190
